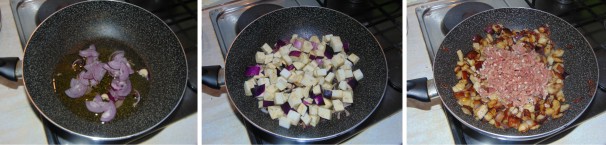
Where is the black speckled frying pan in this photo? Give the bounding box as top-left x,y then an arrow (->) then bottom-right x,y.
409,8 -> 598,141
0,1 -> 187,141
203,7 -> 387,142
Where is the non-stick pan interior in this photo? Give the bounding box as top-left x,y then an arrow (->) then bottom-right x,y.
23,1 -> 187,140
225,7 -> 387,141
434,8 -> 597,140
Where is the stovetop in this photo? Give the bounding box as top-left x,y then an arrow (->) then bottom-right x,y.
9,0 -> 197,143
206,0 -> 402,143
415,0 -> 606,144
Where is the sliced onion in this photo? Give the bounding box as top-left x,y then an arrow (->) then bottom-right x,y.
85,94 -> 110,113
347,78 -> 358,89
281,102 -> 290,115
289,51 -> 301,57
293,39 -> 302,49
262,101 -> 274,107
100,101 -> 117,122
245,65 -> 261,77
314,94 -> 325,105
253,84 -> 265,97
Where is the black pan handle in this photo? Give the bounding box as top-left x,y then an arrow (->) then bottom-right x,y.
407,77 -> 438,102
0,57 -> 20,82
202,65 -> 225,90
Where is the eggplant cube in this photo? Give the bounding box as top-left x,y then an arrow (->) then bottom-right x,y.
332,100 -> 345,112
332,90 -> 343,99
353,69 -> 364,80
342,91 -> 353,103
275,93 -> 286,105
255,52 -> 266,63
344,69 -> 354,78
287,110 -> 301,125
309,105 -> 319,115
293,62 -> 305,70
244,80 -> 255,96
302,41 -> 313,53
276,77 -> 288,91
300,74 -> 318,87
322,97 -> 333,109
279,44 -> 292,56
312,85 -> 321,95
315,69 -> 328,77
268,106 -> 284,119
297,104 -> 308,116
279,68 -> 291,78
330,36 -> 343,53
262,43 -> 273,54
336,69 -> 346,82
318,107 -> 332,120
348,53 -> 360,64
279,117 -> 291,129
288,93 -> 302,108
338,81 -> 349,90
282,55 -> 293,65
323,34 -> 333,42
301,113 -> 311,125
310,115 -> 320,127
324,72 -> 335,83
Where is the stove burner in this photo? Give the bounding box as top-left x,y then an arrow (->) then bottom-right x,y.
235,4 -> 283,34
36,0 -> 83,25
441,2 -> 493,34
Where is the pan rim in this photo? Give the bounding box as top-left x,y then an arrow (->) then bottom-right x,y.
434,7 -> 598,141
223,6 -> 389,142
21,0 -> 189,141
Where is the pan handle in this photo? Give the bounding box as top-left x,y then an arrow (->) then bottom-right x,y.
407,77 -> 438,102
0,57 -> 21,82
202,65 -> 225,90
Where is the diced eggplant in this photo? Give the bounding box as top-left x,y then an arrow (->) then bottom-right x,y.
318,107 -> 332,120
279,117 -> 291,129
332,99 -> 345,112
297,104 -> 308,115
287,110 -> 301,125
256,52 -> 266,63
353,69 -> 363,81
268,106 -> 284,119
301,113 -> 311,125
348,53 -> 360,64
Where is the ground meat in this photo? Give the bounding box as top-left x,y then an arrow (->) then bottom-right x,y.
477,43 -> 551,107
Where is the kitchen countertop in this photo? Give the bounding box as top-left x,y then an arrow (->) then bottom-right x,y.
201,1 -> 402,144
0,1 -> 196,144
407,0 -> 606,144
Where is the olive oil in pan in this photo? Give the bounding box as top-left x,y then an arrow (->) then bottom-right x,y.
53,43 -> 149,123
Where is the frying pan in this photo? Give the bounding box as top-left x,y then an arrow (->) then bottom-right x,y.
408,8 -> 598,141
203,7 -> 387,142
0,1 -> 187,141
